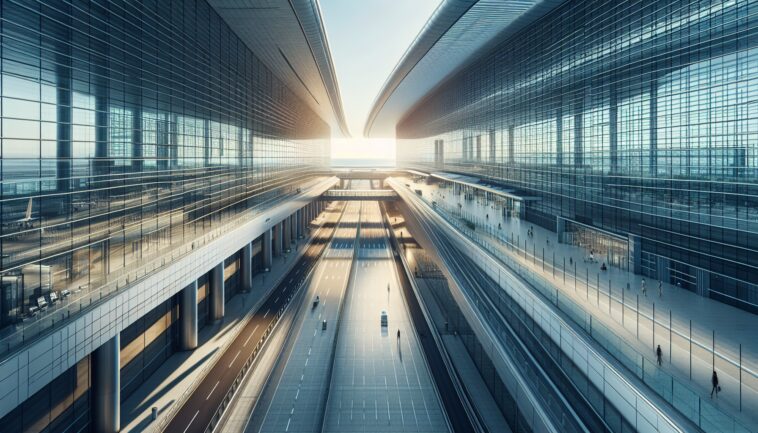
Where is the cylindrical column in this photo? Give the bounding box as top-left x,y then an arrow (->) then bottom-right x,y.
179,281 -> 198,350
263,229 -> 273,269
92,335 -> 120,433
290,214 -> 297,241
209,263 -> 224,322
283,218 -> 292,250
297,209 -> 304,238
241,243 -> 253,293
272,224 -> 281,257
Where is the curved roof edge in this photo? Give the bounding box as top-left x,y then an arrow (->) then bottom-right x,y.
210,0 -> 349,137
294,0 -> 350,136
364,0 -> 565,138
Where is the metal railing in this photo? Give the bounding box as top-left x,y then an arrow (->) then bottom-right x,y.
390,178 -> 754,433
0,177 -> 337,359
321,189 -> 397,200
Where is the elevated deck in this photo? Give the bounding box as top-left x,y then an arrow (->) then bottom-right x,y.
321,189 -> 398,201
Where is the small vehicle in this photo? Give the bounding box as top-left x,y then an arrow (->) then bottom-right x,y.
322,319 -> 328,330
313,296 -> 320,309
380,310 -> 388,328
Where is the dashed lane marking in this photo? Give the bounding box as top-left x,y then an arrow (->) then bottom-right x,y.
206,381 -> 219,400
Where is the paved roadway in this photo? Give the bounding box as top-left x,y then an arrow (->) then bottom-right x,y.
321,201 -> 450,433
247,201 -> 361,433
163,201 -> 346,433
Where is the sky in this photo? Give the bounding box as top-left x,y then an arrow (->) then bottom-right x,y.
319,0 -> 441,163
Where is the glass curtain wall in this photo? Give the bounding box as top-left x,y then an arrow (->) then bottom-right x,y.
0,0 -> 330,336
397,0 -> 758,312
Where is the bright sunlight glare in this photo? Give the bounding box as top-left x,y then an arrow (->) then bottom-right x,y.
330,138 -> 396,167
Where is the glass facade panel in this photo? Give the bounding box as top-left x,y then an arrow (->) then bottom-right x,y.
397,0 -> 758,312
0,0 -> 330,347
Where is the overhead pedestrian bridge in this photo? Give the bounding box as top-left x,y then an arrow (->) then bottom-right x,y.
320,189 -> 398,201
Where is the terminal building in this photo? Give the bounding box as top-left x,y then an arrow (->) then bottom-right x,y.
367,0 -> 758,314
0,0 -> 342,431
1,1 -> 757,433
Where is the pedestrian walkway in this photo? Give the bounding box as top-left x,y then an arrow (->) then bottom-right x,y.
404,177 -> 758,430
120,209 -> 330,433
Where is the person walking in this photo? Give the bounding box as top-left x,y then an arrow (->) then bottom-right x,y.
397,329 -> 401,340
658,281 -> 663,298
641,278 -> 647,297
656,345 -> 662,366
711,371 -> 720,398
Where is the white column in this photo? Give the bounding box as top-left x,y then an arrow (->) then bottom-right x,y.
241,243 -> 253,292
209,263 -> 224,321
179,281 -> 198,350
92,335 -> 120,433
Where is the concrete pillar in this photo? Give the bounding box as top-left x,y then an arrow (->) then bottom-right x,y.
283,218 -> 292,251
241,243 -> 253,293
489,130 -> 496,163
556,106 -> 563,166
179,281 -> 198,350
507,125 -> 515,164
649,79 -> 658,176
296,209 -> 304,238
609,88 -> 618,174
263,229 -> 273,269
290,214 -> 297,241
656,256 -> 670,284
272,224 -> 281,257
92,335 -> 120,433
556,216 -> 566,244
695,267 -> 710,297
629,234 -> 642,274
574,112 -> 583,166
209,263 -> 224,322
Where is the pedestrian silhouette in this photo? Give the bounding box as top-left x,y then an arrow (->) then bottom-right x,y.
641,278 -> 647,297
656,345 -> 662,366
397,329 -> 401,340
711,371 -> 720,398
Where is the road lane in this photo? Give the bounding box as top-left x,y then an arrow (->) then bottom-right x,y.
163,202 -> 346,433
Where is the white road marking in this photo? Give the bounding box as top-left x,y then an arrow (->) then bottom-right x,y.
206,381 -> 219,400
229,350 -> 240,368
243,324 -> 260,347
183,410 -> 199,433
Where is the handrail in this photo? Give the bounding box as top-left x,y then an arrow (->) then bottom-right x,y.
0,177 -> 338,361
390,177 -> 750,433
397,187 -> 591,433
